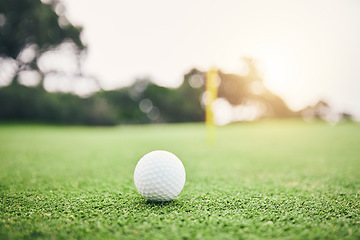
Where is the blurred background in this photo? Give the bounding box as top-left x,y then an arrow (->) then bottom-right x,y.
1,0 -> 359,125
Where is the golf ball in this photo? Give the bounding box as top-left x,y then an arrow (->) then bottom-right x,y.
134,150 -> 186,201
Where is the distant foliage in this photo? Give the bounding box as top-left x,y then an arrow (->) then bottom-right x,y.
185,59 -> 298,121
0,79 -> 204,125
300,100 -> 354,122
0,0 -> 85,86
0,58 -> 303,125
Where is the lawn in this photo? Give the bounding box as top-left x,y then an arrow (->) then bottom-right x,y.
0,120 -> 359,239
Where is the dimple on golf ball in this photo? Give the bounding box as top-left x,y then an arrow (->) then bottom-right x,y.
134,150 -> 186,201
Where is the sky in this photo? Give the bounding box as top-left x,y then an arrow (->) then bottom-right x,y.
62,0 -> 360,118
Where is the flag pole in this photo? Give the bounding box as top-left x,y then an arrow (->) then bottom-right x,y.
206,68 -> 218,145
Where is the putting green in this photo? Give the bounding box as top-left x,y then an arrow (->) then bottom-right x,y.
0,120 -> 359,239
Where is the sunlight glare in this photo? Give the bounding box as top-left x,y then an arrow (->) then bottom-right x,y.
250,41 -> 298,95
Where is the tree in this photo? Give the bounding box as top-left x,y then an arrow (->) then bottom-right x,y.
0,0 -> 85,85
183,59 -> 298,121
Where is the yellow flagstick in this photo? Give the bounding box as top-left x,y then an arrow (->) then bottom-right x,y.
206,68 -> 218,144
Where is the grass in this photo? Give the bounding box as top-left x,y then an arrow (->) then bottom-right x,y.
0,120 -> 359,239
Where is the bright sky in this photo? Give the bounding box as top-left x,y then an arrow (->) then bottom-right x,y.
63,0 -> 360,118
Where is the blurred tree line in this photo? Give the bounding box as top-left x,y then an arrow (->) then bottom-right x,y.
0,0 -> 302,125
0,77 -> 204,125
0,65 -> 299,125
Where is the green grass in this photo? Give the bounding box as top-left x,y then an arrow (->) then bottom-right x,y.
0,120 -> 359,239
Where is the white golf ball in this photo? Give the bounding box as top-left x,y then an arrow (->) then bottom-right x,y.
134,150 -> 186,201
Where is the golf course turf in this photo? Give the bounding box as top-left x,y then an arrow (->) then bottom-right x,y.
0,120 -> 359,239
